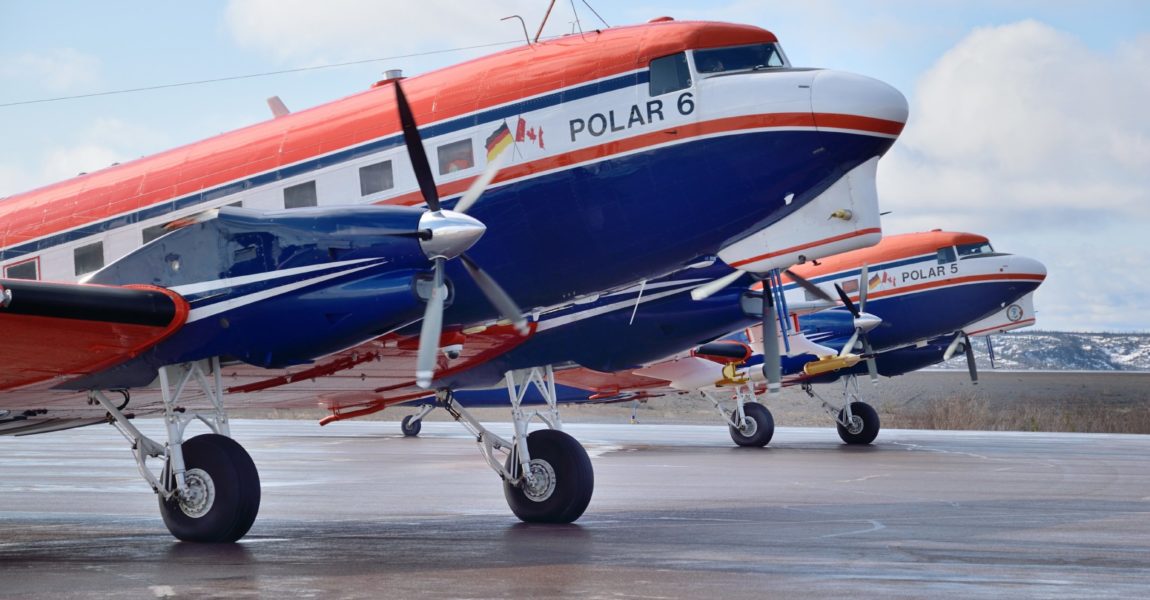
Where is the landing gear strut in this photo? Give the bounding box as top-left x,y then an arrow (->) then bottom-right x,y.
802,374 -> 881,445
91,358 -> 259,542
704,381 -> 774,447
439,365 -> 593,523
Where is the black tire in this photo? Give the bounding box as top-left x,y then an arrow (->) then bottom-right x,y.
729,402 -> 774,447
503,429 -> 594,524
837,401 -> 881,445
159,434 -> 261,543
401,415 -> 422,437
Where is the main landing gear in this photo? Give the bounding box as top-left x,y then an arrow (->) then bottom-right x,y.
90,357 -> 260,542
438,365 -> 593,523
703,381 -> 775,448
802,374 -> 881,445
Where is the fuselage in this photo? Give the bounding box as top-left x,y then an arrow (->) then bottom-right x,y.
781,230 -> 1047,352
1,19 -> 907,382
445,230 -> 1046,397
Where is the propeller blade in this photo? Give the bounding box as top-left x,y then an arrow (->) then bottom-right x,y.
857,263 -> 869,313
453,151 -> 506,214
963,333 -> 979,384
834,283 -> 861,319
690,269 -> 744,301
394,81 -> 441,212
415,258 -> 446,388
460,253 -> 528,335
862,337 -> 879,385
839,329 -> 861,358
783,268 -> 836,304
761,276 -> 781,395
943,333 -> 964,361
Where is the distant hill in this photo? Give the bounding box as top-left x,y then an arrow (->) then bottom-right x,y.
937,331 -> 1150,371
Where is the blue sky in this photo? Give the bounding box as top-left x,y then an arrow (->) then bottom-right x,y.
2,1 -> 1148,332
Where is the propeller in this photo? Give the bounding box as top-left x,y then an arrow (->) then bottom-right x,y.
943,332 -> 979,384
782,265 -> 879,383
813,264 -> 880,384
392,80 -> 527,388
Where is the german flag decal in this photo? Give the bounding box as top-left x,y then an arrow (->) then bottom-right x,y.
485,122 -> 513,161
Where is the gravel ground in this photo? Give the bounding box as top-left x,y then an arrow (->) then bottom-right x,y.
240,370 -> 1150,433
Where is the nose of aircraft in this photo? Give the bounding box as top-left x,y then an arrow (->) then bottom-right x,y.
1002,254 -> 1048,282
810,70 -> 909,132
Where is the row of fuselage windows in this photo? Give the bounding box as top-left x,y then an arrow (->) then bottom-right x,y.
4,44 -> 775,283
1,150 -> 449,280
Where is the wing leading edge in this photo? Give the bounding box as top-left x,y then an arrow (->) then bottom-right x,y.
0,279 -> 188,391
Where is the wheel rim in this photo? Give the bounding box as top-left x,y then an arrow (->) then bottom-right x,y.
521,459 -> 557,503
846,415 -> 865,435
739,416 -> 758,437
176,468 -> 216,518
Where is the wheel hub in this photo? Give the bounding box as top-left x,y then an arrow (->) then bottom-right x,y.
522,459 -> 557,503
739,416 -> 758,437
846,415 -> 865,435
176,468 -> 216,518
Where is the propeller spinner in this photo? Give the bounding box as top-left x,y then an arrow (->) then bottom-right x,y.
392,80 -> 528,388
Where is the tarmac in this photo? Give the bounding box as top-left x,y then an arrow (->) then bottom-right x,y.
2,419 -> 1149,599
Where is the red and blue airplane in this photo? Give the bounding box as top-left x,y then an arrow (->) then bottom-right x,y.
389,230 -> 1044,448
0,18 -> 907,541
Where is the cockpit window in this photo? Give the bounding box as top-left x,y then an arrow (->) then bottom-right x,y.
693,43 -> 785,74
649,52 -> 691,96
957,242 -> 995,258
936,246 -> 957,264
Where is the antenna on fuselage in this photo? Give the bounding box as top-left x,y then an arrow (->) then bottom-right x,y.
569,0 -> 585,39
502,15 -> 531,46
266,96 -> 290,118
534,0 -> 556,43
580,1 -> 610,28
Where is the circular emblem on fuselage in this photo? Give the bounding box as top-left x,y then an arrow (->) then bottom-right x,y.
1006,304 -> 1023,322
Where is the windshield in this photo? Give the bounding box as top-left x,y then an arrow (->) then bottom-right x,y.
693,43 -> 785,74
957,242 -> 995,258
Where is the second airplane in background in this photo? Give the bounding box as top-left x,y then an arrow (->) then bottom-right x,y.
394,230 -> 1045,447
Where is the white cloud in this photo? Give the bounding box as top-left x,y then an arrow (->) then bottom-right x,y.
1,48 -> 103,92
883,20 -> 1150,224
224,0 -> 558,63
879,20 -> 1150,331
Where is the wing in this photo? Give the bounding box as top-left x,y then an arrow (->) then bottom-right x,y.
0,279 -> 188,392
215,323 -> 536,423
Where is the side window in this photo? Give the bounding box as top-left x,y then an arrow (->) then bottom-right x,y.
936,247 -> 957,264
74,241 -> 104,276
3,258 -> 38,280
142,223 -> 168,245
284,181 -> 318,209
649,52 -> 691,96
437,140 -> 474,175
359,161 -> 394,196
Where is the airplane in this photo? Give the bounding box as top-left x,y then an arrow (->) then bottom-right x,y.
545,230 -> 1047,446
0,18 -> 907,542
390,230 -> 1046,447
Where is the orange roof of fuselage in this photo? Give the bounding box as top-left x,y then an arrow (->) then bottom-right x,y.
0,20 -> 777,250
787,230 -> 992,279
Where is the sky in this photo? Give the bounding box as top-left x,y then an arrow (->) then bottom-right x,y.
1,0 -> 1148,332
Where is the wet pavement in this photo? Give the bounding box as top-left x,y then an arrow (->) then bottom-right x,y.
2,420 -> 1149,598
